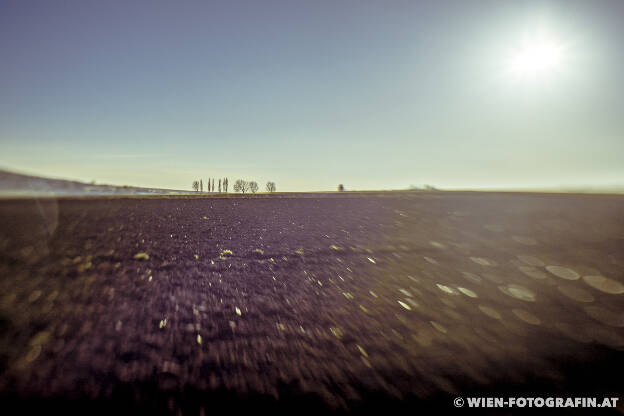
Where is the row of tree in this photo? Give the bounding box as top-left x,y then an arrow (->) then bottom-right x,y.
192,178 -> 229,192
192,178 -> 276,193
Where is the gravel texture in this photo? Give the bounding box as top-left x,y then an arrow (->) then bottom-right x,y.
0,192 -> 623,414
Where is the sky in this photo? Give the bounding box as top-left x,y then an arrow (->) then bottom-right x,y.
1,0 -> 623,192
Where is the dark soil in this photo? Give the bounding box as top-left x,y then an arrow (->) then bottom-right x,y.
0,192 -> 623,415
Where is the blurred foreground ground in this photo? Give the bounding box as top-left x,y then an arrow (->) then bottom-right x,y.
0,191 -> 623,414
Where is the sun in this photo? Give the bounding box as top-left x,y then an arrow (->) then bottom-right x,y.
507,32 -> 565,80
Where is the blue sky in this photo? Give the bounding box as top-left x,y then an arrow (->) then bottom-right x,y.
1,0 -> 623,191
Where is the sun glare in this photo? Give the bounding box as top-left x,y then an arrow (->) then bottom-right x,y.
507,31 -> 565,80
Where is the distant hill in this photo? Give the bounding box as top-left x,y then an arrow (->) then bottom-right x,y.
0,169 -> 188,196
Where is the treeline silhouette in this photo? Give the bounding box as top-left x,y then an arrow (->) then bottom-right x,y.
192,178 -> 276,194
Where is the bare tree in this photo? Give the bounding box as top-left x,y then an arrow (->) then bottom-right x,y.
249,181 -> 259,193
337,184 -> 345,192
233,179 -> 249,193
223,178 -> 229,193
218,178 -> 222,193
192,180 -> 200,192
265,181 -> 276,192
200,179 -> 203,192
